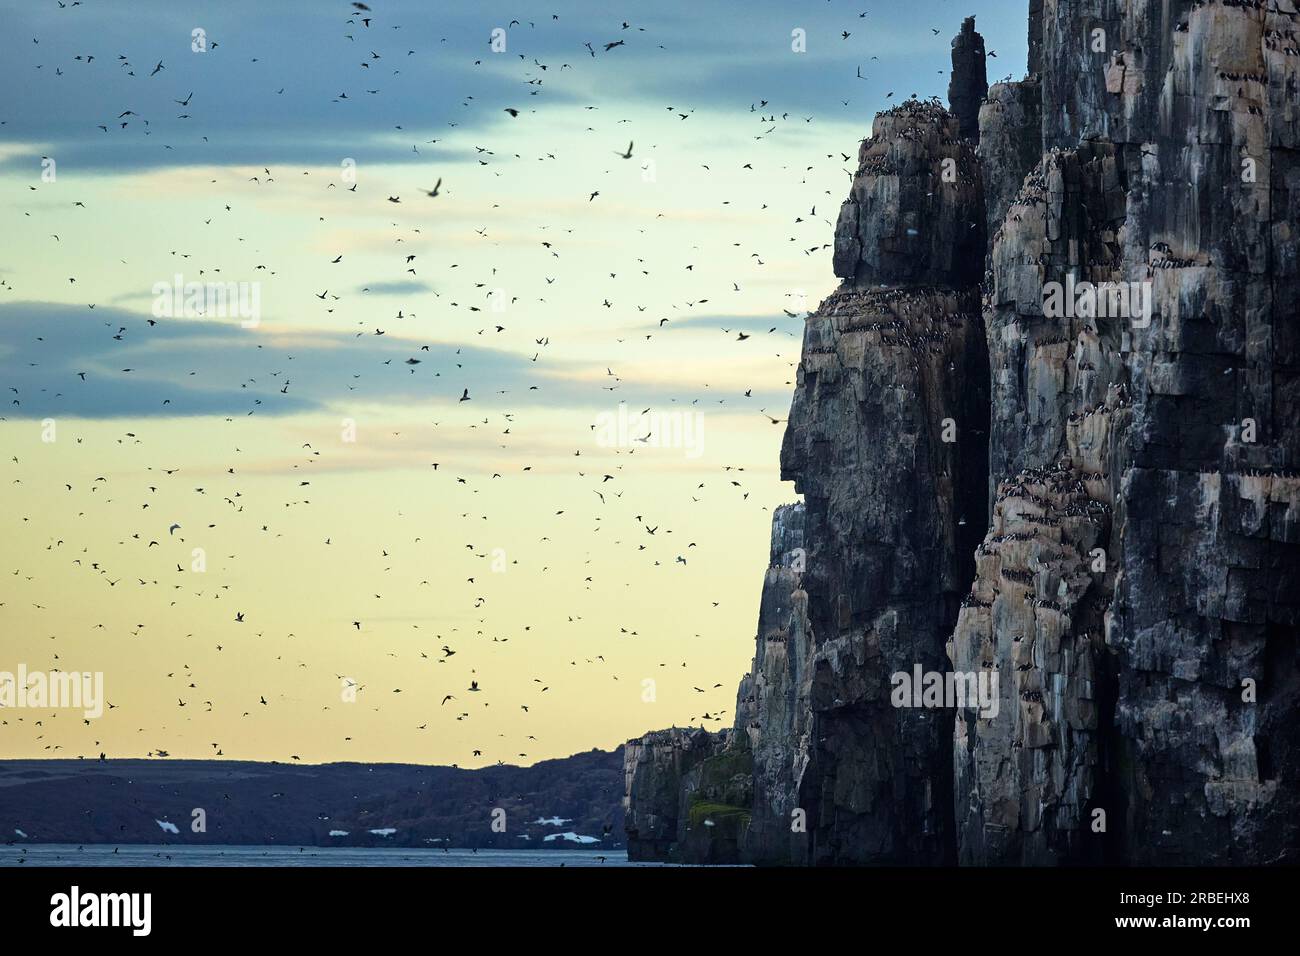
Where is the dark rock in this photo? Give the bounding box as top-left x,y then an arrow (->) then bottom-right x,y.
1028,0 -> 1045,75
732,503 -> 814,865
627,0 -> 1300,867
967,0 -> 1300,865
948,17 -> 988,143
622,727 -> 731,862
977,75 -> 1042,241
832,99 -> 986,286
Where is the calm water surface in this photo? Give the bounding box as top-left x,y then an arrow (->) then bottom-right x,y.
1,844 -> 673,867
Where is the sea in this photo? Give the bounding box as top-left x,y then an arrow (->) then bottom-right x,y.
1,844 -> 670,867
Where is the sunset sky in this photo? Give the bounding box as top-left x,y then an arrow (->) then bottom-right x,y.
0,0 -> 1027,766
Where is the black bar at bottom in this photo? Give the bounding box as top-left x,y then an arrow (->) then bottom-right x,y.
0,864 -> 1286,941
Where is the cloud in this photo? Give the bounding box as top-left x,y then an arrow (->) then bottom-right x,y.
354,280 -> 436,296
0,302 -> 793,420
0,0 -> 1029,177
0,2 -> 571,174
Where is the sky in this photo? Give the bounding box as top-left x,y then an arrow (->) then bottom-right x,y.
0,0 -> 1028,767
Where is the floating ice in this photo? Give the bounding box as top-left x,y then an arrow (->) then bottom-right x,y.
542,831 -> 600,844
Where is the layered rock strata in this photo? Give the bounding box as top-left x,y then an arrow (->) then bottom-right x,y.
961,0 -> 1300,865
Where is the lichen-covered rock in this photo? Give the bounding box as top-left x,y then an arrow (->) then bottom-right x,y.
677,746 -> 754,864
625,504 -> 805,865
622,727 -> 729,862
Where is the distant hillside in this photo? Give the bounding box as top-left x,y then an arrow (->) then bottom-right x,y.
0,749 -> 625,849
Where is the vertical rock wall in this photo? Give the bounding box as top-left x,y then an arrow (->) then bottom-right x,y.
949,16 -> 989,143
733,503 -> 815,865
954,137 -> 1134,863
780,99 -> 989,865
977,75 -> 1043,242
623,727 -> 731,862
626,1 -> 1299,867
958,0 -> 1300,864
1102,0 -> 1300,864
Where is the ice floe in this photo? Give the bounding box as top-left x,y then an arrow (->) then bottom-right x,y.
542,831 -> 600,844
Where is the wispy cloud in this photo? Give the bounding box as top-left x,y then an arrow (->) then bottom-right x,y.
0,302 -> 793,419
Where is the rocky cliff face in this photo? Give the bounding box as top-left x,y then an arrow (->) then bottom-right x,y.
626,0 -> 1299,866
623,726 -> 733,861
977,74 -> 1042,242
960,0 -> 1300,866
732,502 -> 814,865
785,98 -> 991,865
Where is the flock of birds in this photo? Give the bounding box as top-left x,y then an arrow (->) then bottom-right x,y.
1,1 -> 994,779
